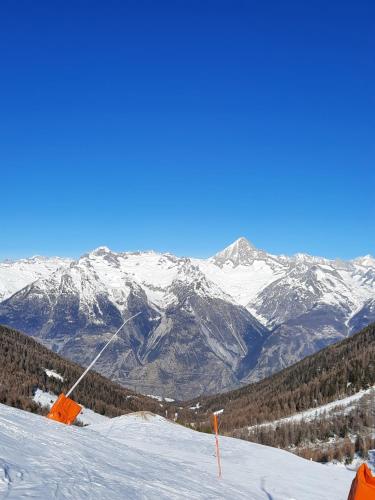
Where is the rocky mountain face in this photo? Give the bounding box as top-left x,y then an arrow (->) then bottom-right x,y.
0,239 -> 373,398
201,241 -> 375,383
349,298 -> 375,334
0,247 -> 267,399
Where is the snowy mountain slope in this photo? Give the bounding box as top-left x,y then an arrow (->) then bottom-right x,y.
1,239 -> 373,325
193,237 -> 288,311
0,249 -> 267,399
0,256 -> 70,302
349,298 -> 375,334
0,250 -> 154,341
244,257 -> 375,380
196,239 -> 375,382
0,403 -> 354,499
196,239 -> 374,328
0,238 -> 374,396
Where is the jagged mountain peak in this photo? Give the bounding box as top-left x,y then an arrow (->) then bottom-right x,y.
229,236 -> 256,251
89,246 -> 113,257
353,254 -> 375,267
172,265 -> 230,301
212,237 -> 261,267
232,236 -> 256,248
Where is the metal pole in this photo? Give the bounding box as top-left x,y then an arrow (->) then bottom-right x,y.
66,312 -> 141,398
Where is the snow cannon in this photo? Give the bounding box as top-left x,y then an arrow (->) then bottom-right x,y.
347,463 -> 375,499
46,313 -> 141,426
47,393 -> 82,425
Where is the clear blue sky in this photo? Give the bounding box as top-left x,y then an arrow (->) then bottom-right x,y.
0,1 -> 374,260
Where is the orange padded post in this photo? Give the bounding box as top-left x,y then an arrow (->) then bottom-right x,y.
47,393 -> 82,425
347,463 -> 375,499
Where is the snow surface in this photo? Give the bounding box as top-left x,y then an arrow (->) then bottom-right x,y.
190,402 -> 201,410
0,403 -> 354,499
146,394 -> 174,403
44,368 -> 64,381
0,256 -> 70,302
147,394 -> 163,402
194,257 -> 285,307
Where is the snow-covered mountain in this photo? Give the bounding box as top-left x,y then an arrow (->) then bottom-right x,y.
195,237 -> 288,310
0,247 -> 267,399
0,256 -> 71,302
0,403 -> 354,499
0,238 -> 374,397
197,238 -> 374,325
196,239 -> 375,382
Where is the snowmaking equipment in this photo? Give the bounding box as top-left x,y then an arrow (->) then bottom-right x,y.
347,463 -> 375,499
47,312 -> 141,425
47,393 -> 82,425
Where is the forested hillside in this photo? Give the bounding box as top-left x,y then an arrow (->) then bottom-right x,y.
180,323 -> 375,462
0,324 -> 176,417
186,322 -> 375,429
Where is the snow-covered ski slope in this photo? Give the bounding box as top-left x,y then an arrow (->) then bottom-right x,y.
0,404 -> 354,499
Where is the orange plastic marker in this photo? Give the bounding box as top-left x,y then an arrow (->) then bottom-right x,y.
212,410 -> 223,479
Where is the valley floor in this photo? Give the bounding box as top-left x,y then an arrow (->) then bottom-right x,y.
0,403 -> 355,499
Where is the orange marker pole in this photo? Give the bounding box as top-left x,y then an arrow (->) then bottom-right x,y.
213,413 -> 222,479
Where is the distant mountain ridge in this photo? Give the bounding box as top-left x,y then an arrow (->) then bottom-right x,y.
0,238 -> 374,398
0,255 -> 71,302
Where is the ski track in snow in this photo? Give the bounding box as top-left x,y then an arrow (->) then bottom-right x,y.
0,403 -> 354,499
